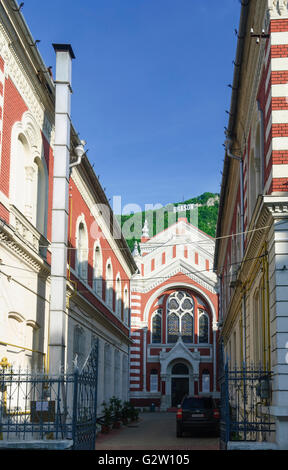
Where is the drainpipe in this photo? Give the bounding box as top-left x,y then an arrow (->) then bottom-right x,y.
69,141 -> 86,170
48,44 -> 75,375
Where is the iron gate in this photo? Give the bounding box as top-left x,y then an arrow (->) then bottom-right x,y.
0,341 -> 98,450
219,362 -> 275,449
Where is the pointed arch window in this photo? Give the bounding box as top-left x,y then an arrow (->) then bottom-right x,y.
151,309 -> 162,344
167,291 -> 194,344
181,313 -> 193,343
167,313 -> 180,343
198,310 -> 209,344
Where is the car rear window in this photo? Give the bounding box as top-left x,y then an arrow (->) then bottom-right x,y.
182,397 -> 213,409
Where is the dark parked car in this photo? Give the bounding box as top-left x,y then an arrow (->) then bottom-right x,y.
176,395 -> 220,437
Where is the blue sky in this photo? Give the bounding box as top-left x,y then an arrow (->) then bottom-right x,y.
22,0 -> 241,214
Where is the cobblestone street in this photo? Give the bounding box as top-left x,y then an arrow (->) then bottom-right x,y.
95,412 -> 220,451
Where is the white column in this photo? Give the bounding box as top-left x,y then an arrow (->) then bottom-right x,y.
48,44 -> 75,375
268,213 -> 288,449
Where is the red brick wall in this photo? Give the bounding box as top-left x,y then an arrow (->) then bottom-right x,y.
0,73 -> 28,197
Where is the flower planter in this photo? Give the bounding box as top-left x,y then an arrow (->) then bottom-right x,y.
113,421 -> 121,429
101,424 -> 110,434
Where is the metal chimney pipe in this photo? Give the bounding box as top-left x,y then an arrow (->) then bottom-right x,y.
48,44 -> 75,375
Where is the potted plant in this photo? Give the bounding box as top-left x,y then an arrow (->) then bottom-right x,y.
126,402 -> 139,422
130,404 -> 139,422
121,401 -> 130,425
101,401 -> 112,433
110,396 -> 122,429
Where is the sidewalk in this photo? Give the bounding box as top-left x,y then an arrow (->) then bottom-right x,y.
95,412 -> 220,451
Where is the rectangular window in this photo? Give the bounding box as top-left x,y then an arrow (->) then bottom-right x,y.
150,373 -> 158,392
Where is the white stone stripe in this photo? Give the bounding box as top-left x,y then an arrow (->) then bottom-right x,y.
271,32 -> 288,46
131,301 -> 141,307
131,347 -> 140,351
271,57 -> 288,71
131,294 -> 141,300
272,83 -> 288,97
272,137 -> 288,150
130,384 -> 140,388
272,110 -> 288,123
129,361 -> 140,366
130,367 -> 140,372
132,339 -> 140,344
130,354 -> 140,359
272,164 -> 288,177
130,377 -> 140,382
131,309 -> 141,314
131,332 -> 140,336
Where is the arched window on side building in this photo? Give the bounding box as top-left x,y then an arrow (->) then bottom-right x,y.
105,260 -> 114,309
93,242 -> 103,298
76,219 -> 88,282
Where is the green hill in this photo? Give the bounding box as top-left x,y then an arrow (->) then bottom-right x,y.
117,192 -> 219,252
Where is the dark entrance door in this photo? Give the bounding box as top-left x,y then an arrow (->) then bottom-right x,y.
171,378 -> 189,407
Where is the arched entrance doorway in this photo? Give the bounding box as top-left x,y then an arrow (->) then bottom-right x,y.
159,336 -> 200,410
171,363 -> 189,407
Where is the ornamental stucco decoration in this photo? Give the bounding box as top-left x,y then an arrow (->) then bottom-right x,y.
0,25 -> 53,144
268,0 -> 288,17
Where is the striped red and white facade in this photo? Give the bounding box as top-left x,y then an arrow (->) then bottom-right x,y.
130,218 -> 219,410
215,0 -> 288,450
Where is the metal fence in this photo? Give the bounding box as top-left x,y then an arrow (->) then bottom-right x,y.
0,342 -> 98,450
219,363 -> 275,449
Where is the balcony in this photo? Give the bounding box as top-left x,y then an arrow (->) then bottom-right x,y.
9,204 -> 50,261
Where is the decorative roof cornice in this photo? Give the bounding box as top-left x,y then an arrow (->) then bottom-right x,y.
131,259 -> 218,295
